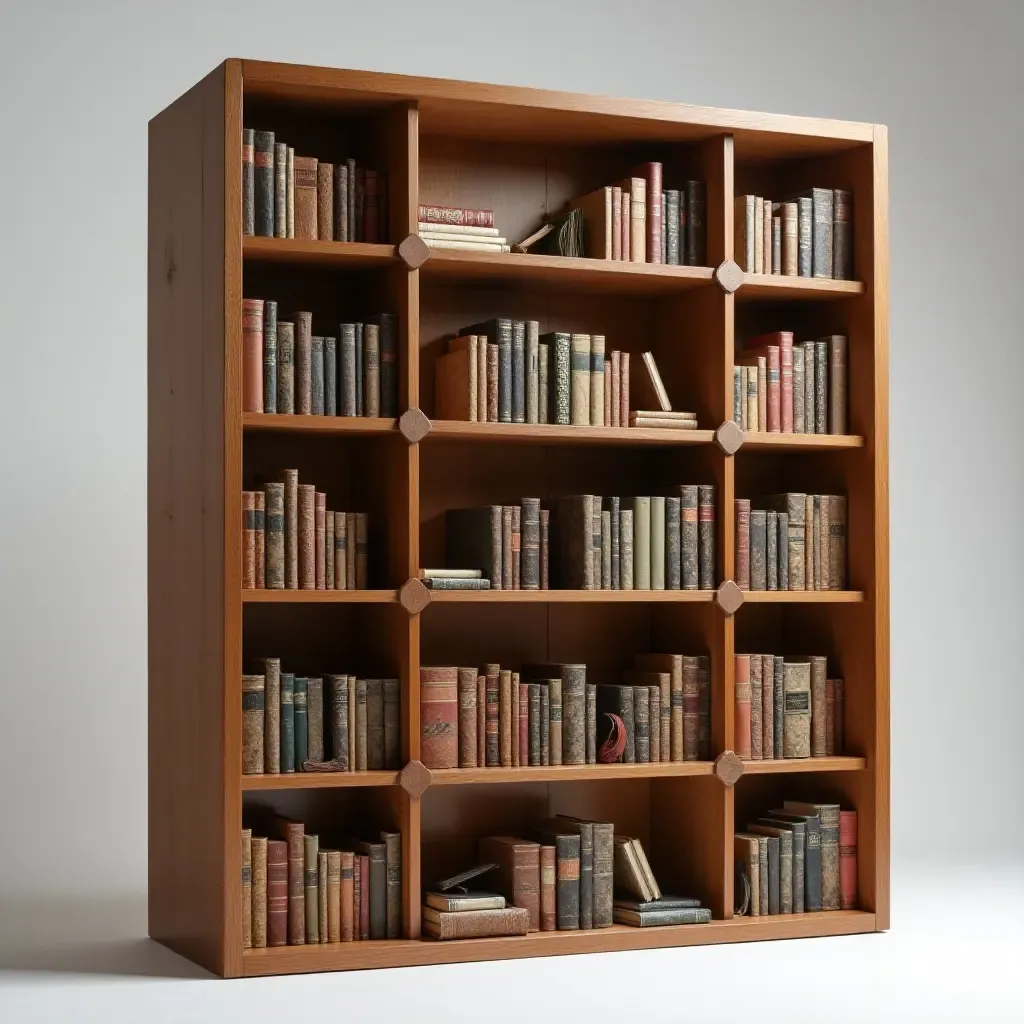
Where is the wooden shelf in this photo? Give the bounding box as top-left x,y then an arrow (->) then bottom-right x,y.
241,911 -> 876,976
242,413 -> 397,435
426,589 -> 715,604
737,273 -> 864,301
242,236 -> 397,267
741,590 -> 865,604
426,420 -> 715,448
740,432 -> 865,451
742,756 -> 866,774
242,771 -> 399,790
241,589 -> 398,604
427,762 -> 716,785
420,248 -> 714,296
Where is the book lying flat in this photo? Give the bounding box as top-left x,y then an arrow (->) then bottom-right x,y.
613,906 -> 711,927
424,891 -> 506,913
613,895 -> 702,912
422,905 -> 530,940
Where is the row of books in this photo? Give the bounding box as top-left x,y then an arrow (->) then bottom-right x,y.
241,820 -> 401,948
242,130 -> 386,241
444,488 -> 716,592
735,801 -> 857,917
418,205 -> 510,253
242,661 -> 401,775
733,331 -> 847,435
570,167 -> 707,266
419,655 -> 710,770
735,493 -> 847,592
735,188 -> 852,279
425,820 -> 710,940
734,654 -> 844,762
242,301 -> 398,418
242,478 -> 369,590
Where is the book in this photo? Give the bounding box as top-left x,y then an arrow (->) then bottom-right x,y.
292,156 -> 318,239
420,667 -> 458,768
749,825 -> 793,913
734,834 -> 761,916
782,661 -> 812,758
633,162 -> 662,262
266,838 -> 288,945
424,890 -> 505,912
833,189 -> 853,279
612,836 -> 661,901
697,485 -> 715,589
540,846 -> 556,930
422,905 -> 530,940
419,204 -> 494,227
477,836 -> 541,931
840,809 -> 858,909
614,906 -> 711,927
785,802 -> 839,910
571,186 -> 613,259
684,180 -> 706,265
635,351 -> 671,412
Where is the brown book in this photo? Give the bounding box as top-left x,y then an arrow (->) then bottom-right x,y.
571,186 -> 613,259
317,849 -> 328,942
242,829 -> 252,948
435,346 -> 474,421
617,176 -> 646,262
352,856 -> 361,939
735,655 -> 752,760
313,492 -> 326,590
735,499 -> 751,590
381,831 -> 402,938
511,674 -> 520,766
383,677 -> 400,769
242,674 -> 264,775
634,654 -> 683,762
734,834 -> 761,916
826,677 -> 837,756
254,490 -> 265,589
366,678 -> 385,770
326,850 -> 341,942
359,853 -> 371,938
681,656 -> 700,761
486,343 -> 499,422
297,483 -> 315,589
635,351 -> 671,412
420,667 -> 458,768
242,491 -> 256,589
422,906 -> 531,940
476,335 -> 488,420
476,674 -> 486,767
749,655 -> 763,760
355,512 -> 369,588
251,835 -> 268,947
804,655 -> 828,757
648,684 -> 661,762
540,844 -> 557,930
499,669 -> 514,766
242,299 -> 264,413
485,663 -> 500,766
317,161 -> 333,241
272,817 -> 305,944
293,156 -> 318,239
303,834 -> 319,943
293,311 -> 313,415
457,667 -> 478,767
828,495 -> 847,590
620,351 -> 630,424
478,836 -> 541,931
762,655 -> 775,760
306,676 -> 324,763
511,504 -> 521,589
266,838 -> 289,946
340,851 -> 355,941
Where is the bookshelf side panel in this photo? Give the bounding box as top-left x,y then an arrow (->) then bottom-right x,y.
148,64 -> 231,976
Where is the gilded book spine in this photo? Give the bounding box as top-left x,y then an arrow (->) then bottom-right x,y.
476,676 -> 486,767
501,669 -> 514,767
586,683 -> 597,763
242,674 -> 265,774
457,667 -> 478,767
266,839 -> 288,946
485,665 -> 500,767
749,655 -> 763,760
420,667 -> 458,768
311,336 -> 324,416
809,655 -> 828,757
633,685 -> 650,763
681,657 -> 699,761
327,675 -> 349,770
293,311 -> 313,415
555,834 -> 581,930
283,822 -> 305,945
735,499 -> 751,590
818,805 -> 841,910
815,340 -> 828,434
797,196 -> 812,277
528,683 -> 541,765
340,851 -> 354,941
540,687 -> 550,765
253,131 -> 274,236
547,677 -> 563,766
511,319 -> 525,423
570,333 -> 591,425
242,129 -> 255,235
518,682 -> 529,766
242,491 -> 256,589
293,156 -> 318,240
750,508 -> 767,590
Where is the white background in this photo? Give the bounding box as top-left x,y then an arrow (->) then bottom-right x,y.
1,1 -> 1021,1019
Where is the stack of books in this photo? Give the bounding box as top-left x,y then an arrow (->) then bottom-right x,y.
733,654 -> 844,762
242,662 -> 401,776
735,802 -> 857,917
418,204 -> 510,252
241,820 -> 401,948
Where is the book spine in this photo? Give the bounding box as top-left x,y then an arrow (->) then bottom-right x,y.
520,497 -> 540,590
511,320 -> 526,423
250,834 -> 267,947
273,143 -> 287,238
539,845 -> 557,931
518,682 -> 530,766
761,655 -> 775,759
698,655 -> 711,759
833,189 -> 853,280
242,491 -> 256,589
749,656 -> 763,760
242,129 -> 256,235
772,213 -> 782,273
292,311 -> 312,415
279,674 -> 295,772
590,334 -> 605,426
811,188 -> 834,278
501,506 -> 513,591
540,508 -> 550,589
293,678 -> 308,770
540,686 -> 550,765
297,484 -> 315,589
355,678 -> 368,770
586,683 -> 597,763
620,508 -> 633,590
324,504 -> 334,589
326,675 -> 349,770
333,512 -> 346,589
783,663 -> 812,758
601,510 -> 612,588
698,485 -> 715,589
839,810 -> 858,909
797,196 -> 813,276
826,677 -> 837,756
609,497 -> 621,589
650,496 -> 666,590
500,669 -> 514,767
810,656 -> 828,757
750,508 -> 767,590
681,658 -> 699,761
570,334 -> 590,425
555,834 -> 581,929
766,510 -> 778,591
284,824 -> 305,944
735,499 -> 751,589
632,497 -> 651,589
792,345 -> 805,433
353,857 -> 363,938
619,351 -> 630,425
368,844 -> 386,938
511,675 -> 520,766
665,189 -> 680,264
242,299 -> 264,414
307,676 -> 324,763
355,323 -> 364,416
252,131 -> 274,236
355,512 -> 368,588
529,683 -> 541,765
665,495 -> 681,590
261,658 -> 281,773
313,491 -> 326,590
525,320 -> 540,424
497,320 -> 513,423
476,675 -> 486,767
420,667 -> 458,768
242,829 -> 252,948
457,667 -> 478,768
309,334 -> 325,415
577,822 -> 594,929
304,835 -> 320,943
765,346 -> 781,431
815,340 -> 828,434
338,851 -> 354,941
781,201 -> 798,275
364,323 -> 381,418
828,335 -> 847,434
547,677 -> 563,766
802,341 -> 815,434
324,335 -> 336,417
485,665 -> 500,767
266,839 -> 288,946
633,685 -> 650,763
735,655 -> 751,759
818,806 -> 841,910
656,673 -> 670,762
537,341 -> 549,423
685,180 -> 705,266
382,832 -> 401,938
366,678 -> 385,770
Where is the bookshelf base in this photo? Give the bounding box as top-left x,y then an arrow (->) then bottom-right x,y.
239,911 -> 877,977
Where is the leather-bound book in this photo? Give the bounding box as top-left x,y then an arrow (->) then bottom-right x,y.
333,512 -> 347,589
685,180 -> 706,265
589,333 -> 605,425
586,684 -> 597,763
499,669 -> 514,766
620,191 -> 631,259
543,676 -> 561,766
273,143 -> 287,238
751,825 -> 793,913
255,492 -> 266,587
617,177 -> 645,262
807,187 -> 834,278
352,857 -> 363,938
675,656 -> 697,762
266,839 -> 289,945
476,675 -> 486,766
801,340 -> 815,433
316,161 -> 333,241
633,685 -> 650,763
242,829 -> 252,948
750,508 -> 767,590
591,504 -> 602,588
293,678 -> 308,770
672,484 -> 698,590
445,506 -> 502,587
340,852 -> 355,940
484,664 -> 500,767
292,156 -> 318,239
363,322 -> 380,418
347,676 -> 357,767
620,350 -> 630,424
366,678 -> 385,770
310,336 -> 325,416
697,485 -> 715,588
422,906 -> 530,940
792,346 -> 805,432
650,496 -> 666,591
511,504 -> 522,589
574,823 -> 595,928
634,654 -> 681,761
259,658 -> 281,773
296,484 -> 314,589
839,809 -> 858,908
549,819 -> 615,928
540,686 -> 550,765
306,676 -> 324,763
334,163 -> 348,241
735,194 -> 755,271
510,673 -> 520,766
518,681 -> 529,765
629,163 -> 661,262
777,512 -> 790,591
539,846 -> 557,930
324,850 -> 340,942
795,655 -> 828,757
735,655 -> 752,759
596,684 -> 635,762
508,319 -> 525,423
781,661 -> 811,757
304,834 -> 320,943
620,507 -> 633,588
325,675 -> 349,769
528,683 -> 541,765
457,667 -> 477,767
796,195 -> 812,276
772,212 -> 782,272
569,333 -> 591,425
664,495 -> 681,590
483,342 -> 496,421
606,497 -> 620,589
834,677 -> 845,753
827,335 -> 847,434
760,655 -> 775,760
380,831 -> 401,938
765,509 -> 779,591
735,499 -> 751,589
279,673 -> 294,773
242,491 -> 256,589
242,129 -> 256,235
814,339 -> 828,434
478,836 -> 541,931
349,840 -> 386,938
813,495 -> 824,590
832,189 -> 853,279
338,324 -> 356,416
460,318 -> 512,423
745,364 -> 758,430
763,493 -> 805,590
749,655 -> 763,760
250,835 -> 268,947
355,512 -> 369,588
734,834 -> 761,915
601,510 -> 612,588
553,834 -> 581,929
785,802 -> 839,909
242,298 -> 264,414
648,685 -> 661,762
291,311 -> 312,415
285,147 -> 295,237
537,340 -> 549,423
632,496 -> 651,589
359,854 -> 371,938
770,809 -> 820,911
780,201 -> 798,275
313,492 -> 326,589
253,130 -> 274,236
420,667 -> 458,768
271,816 -> 305,944
665,189 -> 681,264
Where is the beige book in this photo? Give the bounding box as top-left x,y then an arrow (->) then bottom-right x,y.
570,334 -> 591,425
422,237 -> 511,252
590,334 -> 605,425
763,201 -> 773,274
746,365 -> 759,431
618,177 -> 646,262
805,495 -> 815,591
754,196 -> 765,273
734,833 -> 761,916
476,335 -> 488,421
421,229 -> 508,244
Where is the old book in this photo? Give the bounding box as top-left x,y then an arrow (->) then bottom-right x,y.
257,658 -> 281,773
751,825 -> 793,913
348,676 -> 358,769
419,204 -> 494,228
814,494 -> 825,590
585,683 -> 597,763
758,655 -> 774,760
477,836 -> 541,931
763,833 -> 781,914
621,507 -> 634,588
833,188 -> 853,279
628,414 -> 698,428
827,334 -> 848,434
511,673 -> 520,766
806,187 -> 834,277
252,130 -> 274,235
698,485 -> 715,589
434,347 -> 475,421
763,493 -> 805,590
249,834 -> 268,948
338,851 -> 354,941
552,833 -> 582,929
620,191 -> 630,259
420,667 -> 458,768
383,677 -> 400,769
782,661 -> 812,757
279,674 -> 295,773
828,494 -> 847,589
380,831 -> 401,938
485,665 -> 500,767
600,510 -> 612,588
840,809 -> 858,909
635,351 -> 671,412
650,496 -> 666,591
735,194 -> 755,271
634,654 -> 682,762
749,655 -> 763,760
662,494 -> 682,590
795,195 -> 812,276
538,331 -> 571,425
303,834 -> 320,943
569,185 -> 613,259
286,147 -> 295,237
632,496 -> 651,589
517,497 -> 541,591
745,364 -> 758,431
781,201 -> 798,275
553,494 -> 595,590
766,509 -> 779,591
357,854 -> 369,939
325,675 -> 349,769
292,156 -> 318,239
567,333 -> 591,425
754,196 -> 765,274
735,655 -> 752,760
242,829 -> 252,948
538,341 -> 549,424
785,801 -> 839,910
631,685 -> 650,764
685,180 -> 706,265
802,340 -> 816,434
528,684 -> 541,765
457,667 -> 478,768
241,129 -> 256,235
633,162 -> 662,262
293,677 -> 308,770
424,890 -> 505,912
509,320 -> 526,423
596,684 -> 635,763
538,845 -> 557,930
297,483 -> 315,589
273,143 -> 286,238
606,496 -> 621,589
500,669 -> 514,766
333,512 -> 347,589
333,163 -> 348,241
586,333 -> 606,425
540,685 -> 550,764
671,484 -> 698,591
614,906 -> 710,926
672,656 -> 696,762
771,207 -> 780,273
445,506 -> 502,586
814,339 -> 828,434
271,816 -> 305,944
242,491 -> 256,589
281,469 -> 301,590
663,188 -> 681,265
734,834 -> 761,916
266,838 -> 288,945
306,676 -> 324,764
361,322 -> 380,418
321,849 -> 340,942
799,655 -> 827,757
349,840 -> 386,938
770,809 -> 821,912
648,684 -> 661,762
750,508 -> 767,590
735,498 -> 751,590
323,495 -> 334,588
616,176 -> 645,262
242,299 -> 264,414
313,492 -> 326,588
792,345 -> 805,432
365,678 -> 384,770
292,310 -> 313,416
422,905 -> 530,940
460,318 -> 512,422
612,836 -> 659,902
777,512 -> 790,592
518,681 -> 529,766
477,676 -> 486,767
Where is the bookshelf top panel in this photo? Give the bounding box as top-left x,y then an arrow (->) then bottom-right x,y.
236,60 -> 878,157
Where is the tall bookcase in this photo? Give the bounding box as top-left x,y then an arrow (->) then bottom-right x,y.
148,59 -> 888,978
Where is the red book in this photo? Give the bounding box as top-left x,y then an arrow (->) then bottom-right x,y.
266,839 -> 288,946
749,332 -> 794,432
735,499 -> 751,590
271,817 -> 305,945
419,667 -> 458,768
518,682 -> 529,766
839,809 -> 858,909
242,299 -> 264,414
633,162 -> 663,263
418,204 -> 493,228
359,854 -> 371,938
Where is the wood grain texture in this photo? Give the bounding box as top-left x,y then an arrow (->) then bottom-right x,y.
242,771 -> 399,790
241,589 -> 398,603
427,421 -> 715,448
737,274 -> 863,301
742,756 -> 866,774
243,236 -> 396,266
242,413 -> 397,435
427,590 -> 714,604
427,762 -> 715,785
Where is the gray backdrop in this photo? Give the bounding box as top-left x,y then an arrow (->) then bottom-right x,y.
0,0 -> 1020,963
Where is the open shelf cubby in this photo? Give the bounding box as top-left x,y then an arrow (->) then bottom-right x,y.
148,59 -> 888,977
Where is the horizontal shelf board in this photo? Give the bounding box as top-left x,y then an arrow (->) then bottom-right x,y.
241,910 -> 876,976
741,432 -> 865,451
242,771 -> 398,791
742,590 -> 865,604
737,274 -> 864,301
427,589 -> 714,604
426,420 -> 715,448
428,762 -> 715,785
241,589 -> 398,604
242,237 -> 397,267
420,248 -> 714,296
742,756 -> 867,774
242,413 -> 397,435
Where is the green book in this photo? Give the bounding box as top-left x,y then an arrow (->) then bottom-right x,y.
280,673 -> 295,773
294,676 -> 308,770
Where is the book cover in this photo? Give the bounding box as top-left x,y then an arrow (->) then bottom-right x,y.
307,676 -> 324,764
304,834 -> 320,943
271,817 -> 305,944
365,678 -> 385,770
839,809 -> 858,909
381,831 -> 402,938
734,834 -> 761,916
633,685 -> 650,764
253,130 -> 274,236
632,496 -> 651,589
293,677 -> 308,770
422,906 -> 530,940
650,496 -> 666,590
250,834 -> 267,947
266,838 -> 288,945
457,667 -> 478,768
485,665 -> 500,766
750,508 -> 767,590
477,836 -> 541,931
279,673 -> 294,773
420,667 -> 458,768
770,809 -> 822,912
782,661 -> 812,757
613,906 -> 710,926
833,189 -> 853,280
735,655 -> 752,759
785,802 -> 839,910
292,156 -> 318,240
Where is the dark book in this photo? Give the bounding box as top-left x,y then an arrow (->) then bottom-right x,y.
511,319 -> 526,423
833,189 -> 853,280
445,506 -> 502,585
303,834 -> 319,943
323,336 -> 337,416
350,840 -> 387,938
253,130 -> 274,236
368,313 -> 398,418
540,331 -> 571,425
633,685 -> 651,763
596,684 -> 635,762
750,508 -> 767,590
684,180 -> 706,266
419,667 -> 458,768
326,675 -> 349,769
306,676 -> 324,764
552,833 -> 581,929
665,495 -> 681,589
293,677 -> 308,770
608,496 -> 621,589
366,678 -> 385,770
697,484 -> 716,589
540,846 -> 556,930
677,485 -> 699,590
540,685 -> 550,765
697,655 -> 711,759
528,664 -> 586,766
528,683 -> 542,766
586,683 -> 597,764
553,494 -> 594,590
292,312 -> 312,415
770,809 -> 822,911
334,162 -> 349,241
279,673 -> 295,773
477,836 -> 541,931
550,815 -> 613,928
339,324 -> 357,416
275,321 -> 294,414
680,656 -> 700,762
380,831 -> 401,938
785,802 -> 840,910
274,143 -> 287,238
364,322 -> 381,418
242,674 -> 264,775
758,817 -> 805,914
242,129 -> 255,235
797,195 -> 813,277
750,825 -> 792,913
485,665 -> 500,766
355,322 -> 364,416
665,189 -> 680,265
260,300 -> 277,415
519,498 -> 541,590
766,509 -> 778,590
266,838 -> 288,946
614,906 -> 711,926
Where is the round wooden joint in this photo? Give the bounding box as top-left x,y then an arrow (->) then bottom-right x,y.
399,578 -> 431,614
398,760 -> 432,798
398,408 -> 432,444
398,233 -> 431,270
714,751 -> 744,787
715,580 -> 744,617
713,259 -> 744,294
714,420 -> 744,455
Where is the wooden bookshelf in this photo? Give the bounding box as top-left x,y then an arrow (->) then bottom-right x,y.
148,59 -> 888,978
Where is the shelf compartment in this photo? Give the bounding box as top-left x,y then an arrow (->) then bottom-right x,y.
742,590 -> 864,604
242,770 -> 400,790
242,589 -> 399,604
242,910 -> 875,975
425,421 -> 715,448
427,762 -> 716,785
740,432 -> 864,452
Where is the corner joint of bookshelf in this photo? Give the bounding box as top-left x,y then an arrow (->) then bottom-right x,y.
714,580 -> 744,616
713,751 -> 744,787
399,578 -> 431,614
398,408 -> 432,444
398,759 -> 432,798
713,259 -> 744,294
714,420 -> 743,455
398,233 -> 430,270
